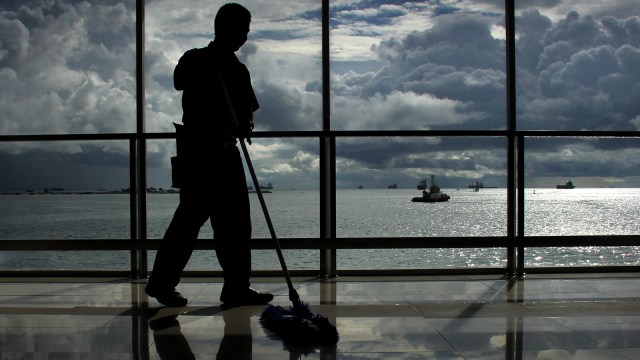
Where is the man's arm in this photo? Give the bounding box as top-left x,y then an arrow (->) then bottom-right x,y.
173,49 -> 199,91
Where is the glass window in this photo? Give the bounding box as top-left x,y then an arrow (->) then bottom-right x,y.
336,136 -> 507,237
0,0 -> 137,135
146,137 -> 320,271
330,1 -> 506,130
524,137 -> 640,266
0,140 -> 131,271
335,136 -> 507,270
0,141 -> 131,237
516,0 -> 640,130
144,0 -> 322,133
524,137 -> 640,195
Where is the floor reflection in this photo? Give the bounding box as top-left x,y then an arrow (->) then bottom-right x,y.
146,304 -> 338,360
149,307 -> 256,360
0,275 -> 638,359
150,312 -> 196,360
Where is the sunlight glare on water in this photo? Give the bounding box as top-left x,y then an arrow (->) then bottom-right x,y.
0,188 -> 638,270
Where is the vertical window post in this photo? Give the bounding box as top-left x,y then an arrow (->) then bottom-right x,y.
132,0 -> 148,279
319,0 -> 337,277
505,0 -> 518,276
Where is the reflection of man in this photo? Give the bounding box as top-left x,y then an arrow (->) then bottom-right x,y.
146,3 -> 272,307
217,309 -> 253,360
150,309 -> 254,360
150,315 -> 196,360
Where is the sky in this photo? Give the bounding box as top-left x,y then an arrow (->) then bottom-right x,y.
0,0 -> 639,191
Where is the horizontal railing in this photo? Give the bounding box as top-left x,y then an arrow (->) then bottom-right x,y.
3,129 -> 640,143
1,235 -> 638,250
1,235 -> 638,277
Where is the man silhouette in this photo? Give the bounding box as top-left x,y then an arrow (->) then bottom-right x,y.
146,3 -> 273,307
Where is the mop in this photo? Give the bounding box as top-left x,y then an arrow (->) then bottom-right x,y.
240,139 -> 339,346
217,68 -> 338,345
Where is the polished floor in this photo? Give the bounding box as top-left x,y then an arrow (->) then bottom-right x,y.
1,274 -> 639,359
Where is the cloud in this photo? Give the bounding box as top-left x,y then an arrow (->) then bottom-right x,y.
1,0 -> 639,190
516,10 -> 640,131
332,90 -> 484,130
328,12 -> 507,131
0,0 -> 137,138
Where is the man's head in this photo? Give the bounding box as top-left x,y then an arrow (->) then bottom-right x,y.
214,3 -> 251,52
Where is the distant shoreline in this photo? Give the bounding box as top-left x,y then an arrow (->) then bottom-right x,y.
0,190 -> 178,195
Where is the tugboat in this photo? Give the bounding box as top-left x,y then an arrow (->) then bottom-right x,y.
412,175 -> 450,202
556,180 -> 576,189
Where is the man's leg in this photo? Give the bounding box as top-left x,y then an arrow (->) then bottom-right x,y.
212,147 -> 272,306
147,189 -> 209,306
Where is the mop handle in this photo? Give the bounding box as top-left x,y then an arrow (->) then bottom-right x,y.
240,140 -> 298,300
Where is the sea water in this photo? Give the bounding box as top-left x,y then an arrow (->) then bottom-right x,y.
0,188 -> 638,270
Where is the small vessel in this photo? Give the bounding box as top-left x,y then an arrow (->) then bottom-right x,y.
388,183 -> 397,189
556,180 -> 575,189
412,175 -> 450,202
358,184 -> 363,189
248,183 -> 271,193
469,181 -> 484,189
468,181 -> 497,189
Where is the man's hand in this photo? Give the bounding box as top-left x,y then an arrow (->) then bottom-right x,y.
240,119 -> 254,145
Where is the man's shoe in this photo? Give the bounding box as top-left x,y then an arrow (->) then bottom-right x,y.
146,288 -> 188,307
220,287 -> 274,307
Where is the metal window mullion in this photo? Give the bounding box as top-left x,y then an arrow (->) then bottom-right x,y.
505,0 -> 517,277
517,136 -> 526,276
132,0 -> 147,279
507,136 -> 516,276
129,138 -> 138,277
319,0 -> 336,278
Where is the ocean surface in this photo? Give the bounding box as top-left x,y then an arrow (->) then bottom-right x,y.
1,188 -> 638,271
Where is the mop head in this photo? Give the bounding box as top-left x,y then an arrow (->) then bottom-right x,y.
259,300 -> 339,346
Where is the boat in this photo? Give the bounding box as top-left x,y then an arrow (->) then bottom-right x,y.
467,182 -> 497,189
388,183 -> 397,189
417,178 -> 427,190
249,183 -> 272,193
470,181 -> 481,192
358,184 -> 363,189
556,180 -> 575,189
412,175 -> 450,202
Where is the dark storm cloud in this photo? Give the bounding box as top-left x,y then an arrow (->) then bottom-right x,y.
334,136 -> 508,188
522,136 -> 640,187
516,10 -> 640,131
326,3 -> 638,187
0,144 -> 129,191
327,12 -> 508,131
526,137 -> 640,152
